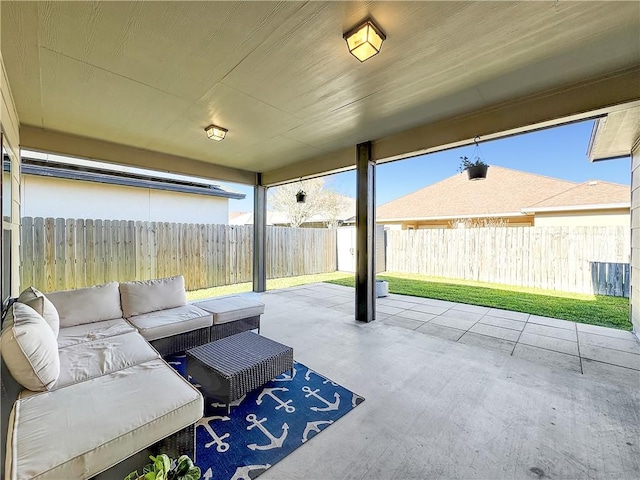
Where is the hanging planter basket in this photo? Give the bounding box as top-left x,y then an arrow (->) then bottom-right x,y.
466,164 -> 488,181
459,136 -> 489,181
296,190 -> 307,203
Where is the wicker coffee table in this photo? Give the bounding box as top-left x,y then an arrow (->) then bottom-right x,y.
186,331 -> 293,414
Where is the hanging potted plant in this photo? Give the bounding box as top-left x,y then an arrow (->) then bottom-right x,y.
459,156 -> 489,181
295,177 -> 307,203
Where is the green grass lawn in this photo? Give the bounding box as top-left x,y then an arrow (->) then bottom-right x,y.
187,270 -> 631,330
186,271 -> 351,301
327,272 -> 632,330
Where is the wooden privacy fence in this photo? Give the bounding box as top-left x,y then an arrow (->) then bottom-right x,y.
20,218 -> 337,293
386,226 -> 630,296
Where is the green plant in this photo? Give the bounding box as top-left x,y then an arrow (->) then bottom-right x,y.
459,155 -> 487,171
124,454 -> 201,480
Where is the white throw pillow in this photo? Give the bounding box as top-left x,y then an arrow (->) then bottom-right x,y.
17,286 -> 60,337
120,275 -> 187,317
0,302 -> 60,391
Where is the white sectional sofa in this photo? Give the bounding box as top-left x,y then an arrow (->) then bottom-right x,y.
1,275 -> 266,479
0,276 -> 212,480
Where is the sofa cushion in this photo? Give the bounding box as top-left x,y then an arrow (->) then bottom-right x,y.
46,282 -> 123,327
120,275 -> 187,318
17,287 -> 60,337
194,295 -> 265,324
5,359 -> 203,480
57,318 -> 137,349
127,304 -> 212,341
56,331 -> 159,389
0,303 -> 60,392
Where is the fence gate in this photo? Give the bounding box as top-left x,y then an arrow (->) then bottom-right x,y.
336,226 -> 386,273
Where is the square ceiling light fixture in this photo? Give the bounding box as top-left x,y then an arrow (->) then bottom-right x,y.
343,18 -> 386,62
205,125 -> 228,141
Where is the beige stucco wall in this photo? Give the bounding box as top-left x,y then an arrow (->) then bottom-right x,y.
533,209 -> 630,227
21,175 -> 231,224
1,50 -> 21,297
631,143 -> 640,335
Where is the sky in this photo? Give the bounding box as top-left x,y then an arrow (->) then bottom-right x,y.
226,119 -> 631,212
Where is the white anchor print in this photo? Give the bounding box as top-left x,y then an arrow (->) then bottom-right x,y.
229,464 -> 271,480
195,415 -> 231,452
256,387 -> 295,413
202,468 -> 213,480
302,386 -> 340,412
167,361 -> 181,366
210,394 -> 246,409
246,413 -> 288,451
305,368 -> 337,386
302,420 -> 334,443
186,375 -> 202,388
273,366 -> 296,382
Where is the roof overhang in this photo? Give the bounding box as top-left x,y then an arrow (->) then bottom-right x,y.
19,126 -> 257,185
264,68 -> 640,185
521,203 -> 630,214
587,106 -> 640,162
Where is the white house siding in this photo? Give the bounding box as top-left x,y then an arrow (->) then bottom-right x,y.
21,175 -> 229,224
631,142 -> 640,335
1,53 -> 22,296
533,209 -> 630,227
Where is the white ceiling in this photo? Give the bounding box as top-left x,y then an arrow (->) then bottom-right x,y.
2,1 -> 639,181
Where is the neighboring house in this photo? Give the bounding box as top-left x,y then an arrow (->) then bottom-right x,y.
8,154 -> 245,224
230,195 -> 356,228
521,181 -> 630,227
377,166 -> 629,229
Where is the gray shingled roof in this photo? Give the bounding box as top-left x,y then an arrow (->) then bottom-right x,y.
9,157 -> 245,200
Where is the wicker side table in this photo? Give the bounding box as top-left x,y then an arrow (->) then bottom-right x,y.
186,331 -> 293,414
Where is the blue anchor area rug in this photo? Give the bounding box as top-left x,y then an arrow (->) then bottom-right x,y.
165,354 -> 365,480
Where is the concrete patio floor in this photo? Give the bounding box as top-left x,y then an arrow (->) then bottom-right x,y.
252,282 -> 639,480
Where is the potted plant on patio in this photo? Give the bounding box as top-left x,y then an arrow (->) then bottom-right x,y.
124,454 -> 201,480
459,156 -> 489,181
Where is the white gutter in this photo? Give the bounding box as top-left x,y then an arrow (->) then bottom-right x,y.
376,212 -> 527,222
521,203 -> 630,214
